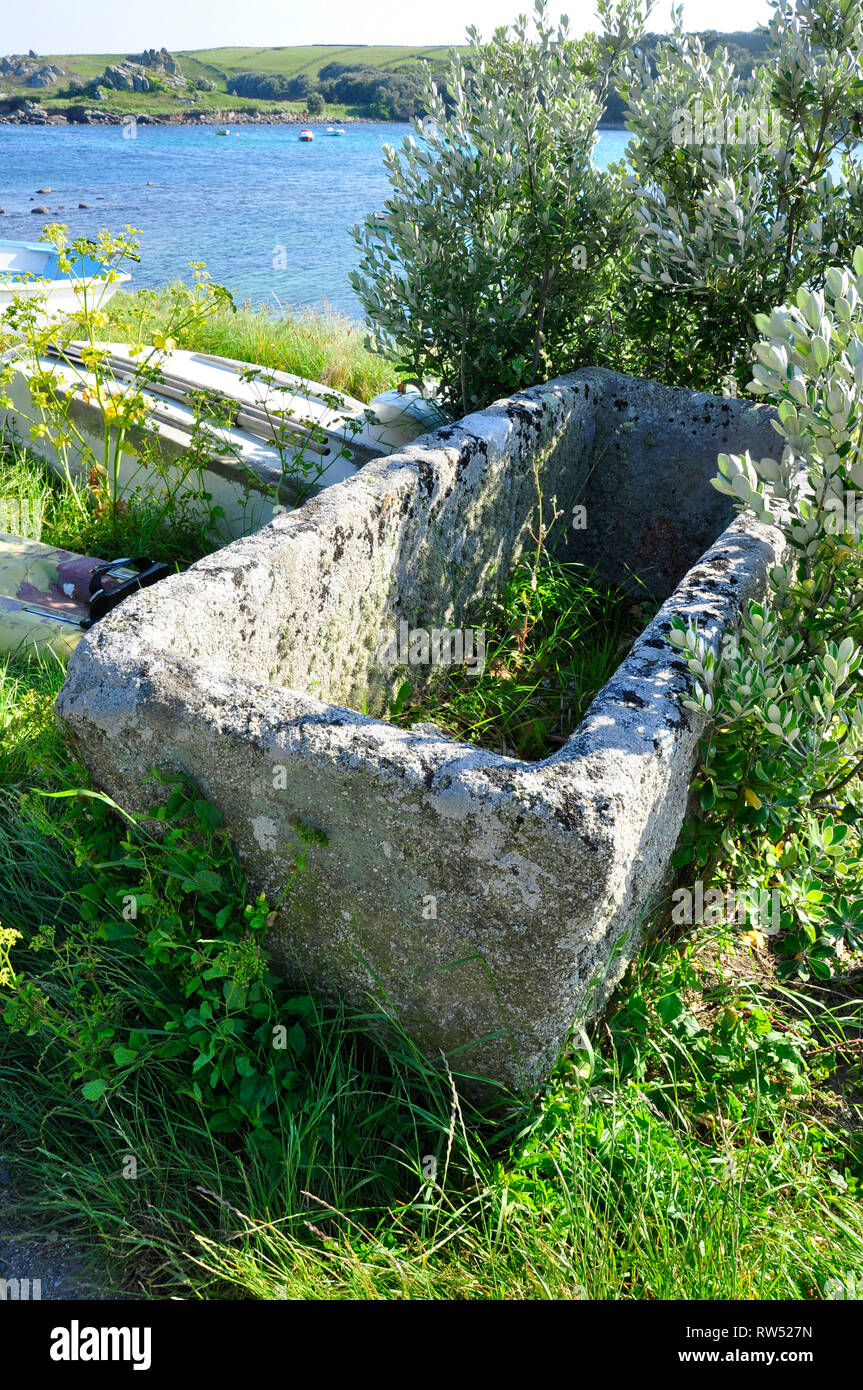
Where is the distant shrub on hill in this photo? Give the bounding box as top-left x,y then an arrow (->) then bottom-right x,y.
317,65 -> 427,118
226,72 -> 300,100
225,63 -> 428,117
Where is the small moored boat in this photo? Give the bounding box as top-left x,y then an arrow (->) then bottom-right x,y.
326,127 -> 346,136
298,127 -> 314,141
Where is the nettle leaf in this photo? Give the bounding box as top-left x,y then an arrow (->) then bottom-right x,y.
193,869 -> 223,894
215,904 -> 234,931
99,920 -> 138,941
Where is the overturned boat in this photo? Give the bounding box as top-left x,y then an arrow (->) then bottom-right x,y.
1,343 -> 444,540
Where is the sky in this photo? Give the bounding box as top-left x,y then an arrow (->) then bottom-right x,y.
9,1 -> 773,57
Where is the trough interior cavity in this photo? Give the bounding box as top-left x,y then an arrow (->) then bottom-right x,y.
124,368 -> 779,720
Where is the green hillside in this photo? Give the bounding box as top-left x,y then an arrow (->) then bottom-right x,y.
0,33 -> 774,123
180,44 -> 454,79
0,45 -> 456,121
9,45 -> 455,92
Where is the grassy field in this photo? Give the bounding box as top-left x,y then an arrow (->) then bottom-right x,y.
35,89 -> 309,117
180,45 -> 455,79
28,45 -> 455,82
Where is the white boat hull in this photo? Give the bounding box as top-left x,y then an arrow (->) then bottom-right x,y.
0,239 -> 130,329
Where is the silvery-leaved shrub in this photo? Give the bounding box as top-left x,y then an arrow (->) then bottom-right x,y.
350,0 -> 646,414
620,0 -> 863,392
671,249 -> 863,977
354,0 -> 863,409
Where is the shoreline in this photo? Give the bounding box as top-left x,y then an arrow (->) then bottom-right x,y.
0,105 -> 381,127
0,103 -> 629,131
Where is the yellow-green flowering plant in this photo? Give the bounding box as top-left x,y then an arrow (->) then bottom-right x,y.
1,227 -> 377,550
0,226 -> 237,544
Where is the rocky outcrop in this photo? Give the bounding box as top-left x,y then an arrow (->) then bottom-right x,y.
24,64 -> 63,88
63,104 -> 113,123
130,47 -> 182,76
96,50 -> 185,94
101,64 -> 142,92
1,55 -> 38,77
0,96 -> 49,123
1,55 -> 64,87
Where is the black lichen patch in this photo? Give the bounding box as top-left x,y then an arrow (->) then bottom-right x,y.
505,400 -> 546,435
416,460 -> 437,498
331,526 -> 347,563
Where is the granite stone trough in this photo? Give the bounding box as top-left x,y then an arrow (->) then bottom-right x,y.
56,367 -> 785,1091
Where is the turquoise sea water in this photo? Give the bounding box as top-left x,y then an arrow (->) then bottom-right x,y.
0,123 -> 630,317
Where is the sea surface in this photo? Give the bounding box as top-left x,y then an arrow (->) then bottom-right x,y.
0,123 -> 631,318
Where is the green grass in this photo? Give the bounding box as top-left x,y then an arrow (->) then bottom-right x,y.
0,433 -> 218,566
35,54 -> 127,82
102,289 -> 402,401
390,552 -> 654,760
29,46 -> 455,85
39,89 -> 300,116
0,652 -> 861,1301
0,569 -> 861,1301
